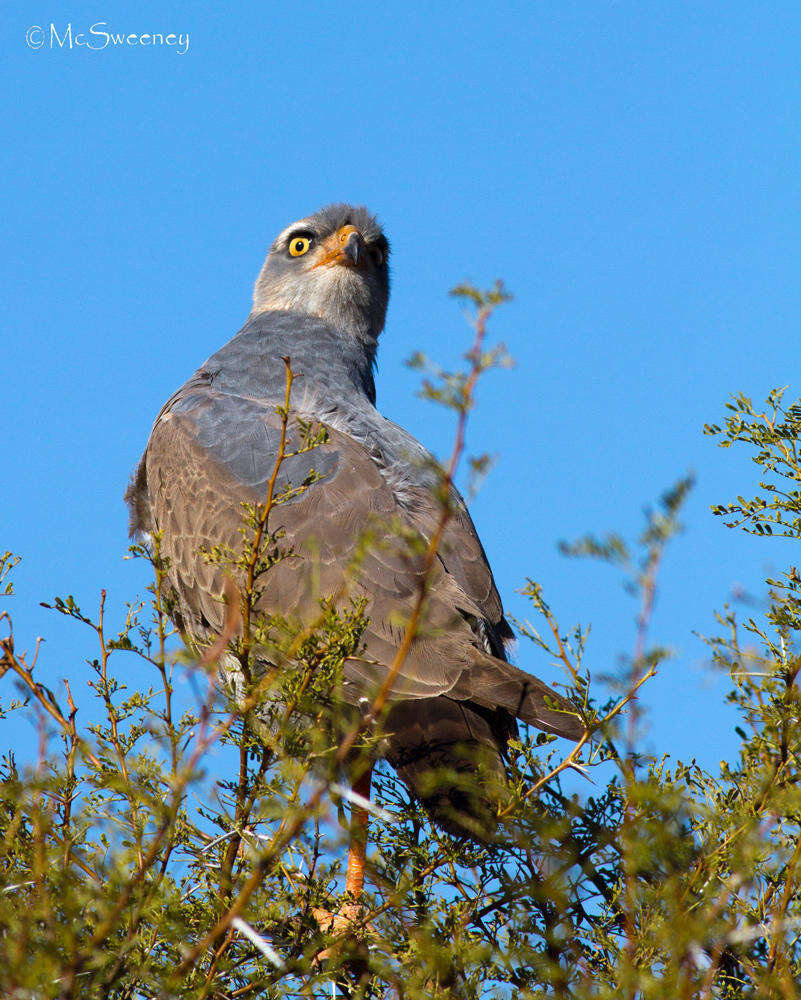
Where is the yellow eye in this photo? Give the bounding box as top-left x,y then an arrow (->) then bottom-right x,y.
289,236 -> 311,257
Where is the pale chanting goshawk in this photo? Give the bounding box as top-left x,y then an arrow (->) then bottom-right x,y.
125,204 -> 583,856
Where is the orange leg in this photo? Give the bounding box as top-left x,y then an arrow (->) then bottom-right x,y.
312,766 -> 375,968
345,766 -> 372,898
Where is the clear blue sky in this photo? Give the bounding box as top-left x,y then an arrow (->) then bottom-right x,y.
3,2 -> 799,772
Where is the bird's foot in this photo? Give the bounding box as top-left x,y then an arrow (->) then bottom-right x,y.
311,900 -> 372,965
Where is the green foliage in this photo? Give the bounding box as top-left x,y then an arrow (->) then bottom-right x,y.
0,553 -> 20,598
705,387 -> 801,537
3,298 -> 801,997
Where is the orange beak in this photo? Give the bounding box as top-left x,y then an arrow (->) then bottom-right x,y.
311,224 -> 366,269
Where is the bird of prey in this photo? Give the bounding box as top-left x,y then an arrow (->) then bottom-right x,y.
125,203 -> 583,895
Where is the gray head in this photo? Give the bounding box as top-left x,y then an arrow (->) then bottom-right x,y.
252,204 -> 390,344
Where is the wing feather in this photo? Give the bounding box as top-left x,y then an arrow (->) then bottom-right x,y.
137,383 -> 581,737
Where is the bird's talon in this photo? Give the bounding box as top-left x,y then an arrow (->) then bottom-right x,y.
311,902 -> 372,964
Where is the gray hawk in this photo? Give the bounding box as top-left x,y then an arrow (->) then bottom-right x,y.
125,204 -> 583,891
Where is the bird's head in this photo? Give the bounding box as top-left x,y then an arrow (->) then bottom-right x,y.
252,204 -> 390,343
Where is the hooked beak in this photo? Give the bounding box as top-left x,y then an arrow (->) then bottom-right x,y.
312,224 -> 366,269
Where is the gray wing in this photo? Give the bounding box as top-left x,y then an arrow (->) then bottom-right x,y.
128,384 -> 582,738
348,413 -> 513,649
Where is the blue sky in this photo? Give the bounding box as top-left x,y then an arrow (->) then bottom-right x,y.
3,2 -> 799,773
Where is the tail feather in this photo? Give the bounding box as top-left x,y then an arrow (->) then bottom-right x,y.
449,654 -> 584,740
381,663 -> 583,841
382,697 -> 514,842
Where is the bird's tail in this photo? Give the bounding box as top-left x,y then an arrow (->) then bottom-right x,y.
381,662 -> 583,841
449,653 -> 585,741
382,697 -> 514,842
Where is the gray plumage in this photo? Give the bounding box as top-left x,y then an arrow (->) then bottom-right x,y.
126,203 -> 583,840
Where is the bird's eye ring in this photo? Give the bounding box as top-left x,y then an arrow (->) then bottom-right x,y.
370,247 -> 384,267
289,236 -> 312,257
